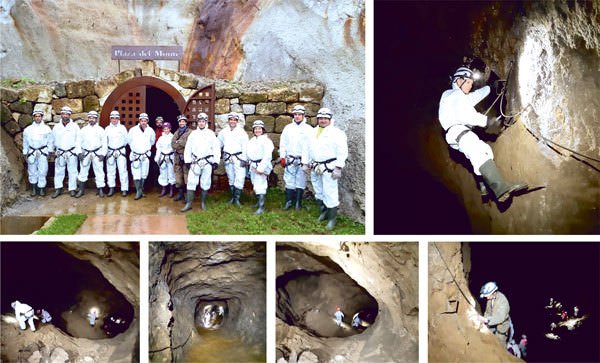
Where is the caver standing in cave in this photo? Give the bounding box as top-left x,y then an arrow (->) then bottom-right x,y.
105,110 -> 130,197
51,106 -> 81,198
247,120 -> 274,214
12,300 -> 37,331
302,107 -> 348,230
334,306 -> 345,327
181,113 -> 220,212
171,115 -> 193,202
279,105 -> 313,210
75,111 -> 107,198
128,113 -> 156,200
88,309 -> 98,327
478,281 -> 512,345
22,110 -> 52,197
438,66 -> 528,203
218,112 -> 249,206
154,122 -> 176,198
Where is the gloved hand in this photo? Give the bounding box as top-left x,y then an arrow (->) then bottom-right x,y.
280,158 -> 286,167
332,167 -> 342,180
486,115 -> 502,129
78,153 -> 84,161
302,164 -> 311,172
211,162 -> 218,170
98,155 -> 105,161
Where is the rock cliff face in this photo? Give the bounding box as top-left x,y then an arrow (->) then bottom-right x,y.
276,242 -> 418,363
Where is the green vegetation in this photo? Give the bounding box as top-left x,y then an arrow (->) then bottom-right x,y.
35,214 -> 87,235
0,77 -> 37,89
186,188 -> 364,235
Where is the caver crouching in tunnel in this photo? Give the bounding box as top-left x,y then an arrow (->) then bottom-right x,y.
218,112 -> 249,206
438,66 -> 528,203
181,113 -> 220,212
303,108 -> 348,230
477,281 -> 512,346
22,110 -> 52,197
154,122 -> 176,198
51,106 -> 81,198
105,111 -> 130,197
76,111 -> 107,198
171,115 -> 193,202
128,113 -> 156,200
247,120 -> 274,214
12,300 -> 37,331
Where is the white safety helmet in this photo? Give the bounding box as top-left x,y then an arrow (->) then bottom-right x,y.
252,120 -> 265,130
480,281 -> 498,298
316,107 -> 333,119
452,66 -> 482,82
109,111 -> 120,118
11,301 -> 18,309
87,111 -> 99,118
291,105 -> 306,114
60,106 -> 73,115
197,112 -> 209,121
139,113 -> 149,120
32,110 -> 44,117
227,112 -> 239,120
177,114 -> 188,122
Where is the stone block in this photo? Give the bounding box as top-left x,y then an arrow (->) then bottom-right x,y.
230,98 -> 239,104
52,99 -> 83,114
231,104 -> 243,113
242,104 -> 255,115
269,132 -> 281,150
114,70 -> 137,85
0,87 -> 19,102
54,83 -> 67,98
179,74 -> 198,89
216,84 -> 240,98
299,84 -> 324,102
95,78 -> 118,99
83,95 -> 100,112
65,80 -> 95,98
246,115 -> 275,133
9,100 -> 33,115
140,60 -> 156,76
5,120 -> 21,135
158,68 -> 180,82
268,87 -> 298,102
239,91 -> 268,104
215,98 -> 230,114
20,85 -> 54,103
275,115 -> 292,133
18,114 -> 33,129
256,102 -> 286,115
1,104 -> 12,125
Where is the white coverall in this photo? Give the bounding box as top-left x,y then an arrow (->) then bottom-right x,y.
127,125 -> 156,180
334,310 -> 344,326
105,123 -> 129,191
52,120 -> 81,191
218,126 -> 248,189
247,134 -> 274,195
304,123 -> 348,208
184,128 -> 221,191
155,133 -> 176,187
438,83 -> 492,175
279,119 -> 312,189
77,123 -> 107,187
22,121 -> 52,188
13,301 -> 36,331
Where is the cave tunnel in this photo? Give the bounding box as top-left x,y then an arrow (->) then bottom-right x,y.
375,1 -> 600,234
149,242 -> 266,363
1,242 -> 134,340
276,245 -> 379,338
467,242 -> 600,362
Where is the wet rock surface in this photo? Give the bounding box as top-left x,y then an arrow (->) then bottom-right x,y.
277,242 -> 418,363
149,242 -> 266,362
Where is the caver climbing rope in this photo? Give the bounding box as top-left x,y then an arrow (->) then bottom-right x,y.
433,242 -> 475,309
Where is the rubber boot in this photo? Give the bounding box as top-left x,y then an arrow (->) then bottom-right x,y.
140,179 -> 146,196
232,187 -> 242,207
97,188 -> 105,198
159,186 -> 167,197
168,184 -> 175,198
181,190 -> 195,212
228,185 -> 235,204
317,200 -> 328,221
479,159 -> 528,203
30,183 -> 37,197
75,181 -> 85,198
107,187 -> 115,197
174,187 -> 185,201
121,189 -> 128,197
51,188 -> 62,199
295,188 -> 304,210
283,188 -> 295,210
200,190 -> 208,210
38,187 -> 46,196
134,180 -> 143,200
255,194 -> 265,215
70,190 -> 76,197
326,207 -> 337,230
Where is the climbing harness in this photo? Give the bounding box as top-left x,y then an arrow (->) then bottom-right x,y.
80,147 -> 102,168
26,146 -> 48,164
130,150 -> 150,169
107,145 -> 126,166
157,152 -> 174,170
311,158 -> 337,175
223,151 -> 244,166
433,242 -> 475,309
55,147 -> 76,167
190,153 -> 213,175
285,155 -> 302,168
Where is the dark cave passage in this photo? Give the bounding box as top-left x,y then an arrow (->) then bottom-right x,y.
0,242 -> 134,340
276,245 -> 379,338
467,242 -> 600,362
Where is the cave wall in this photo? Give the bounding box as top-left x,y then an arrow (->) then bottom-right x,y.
428,242 -> 521,363
277,242 -> 418,363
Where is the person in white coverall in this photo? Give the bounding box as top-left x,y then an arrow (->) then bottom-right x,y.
218,112 -> 248,206
279,105 -> 312,210
51,106 -> 81,198
23,110 -> 52,196
155,122 -> 176,198
128,113 -> 156,200
181,113 -> 221,212
438,66 -> 527,202
334,307 -> 344,327
76,111 -> 107,198
105,110 -> 129,197
12,300 -> 36,331
303,108 -> 348,230
247,120 -> 274,214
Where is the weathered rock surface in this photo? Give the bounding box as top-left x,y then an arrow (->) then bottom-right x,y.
0,127 -> 24,212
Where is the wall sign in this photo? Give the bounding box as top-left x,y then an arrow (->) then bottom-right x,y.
111,46 -> 184,60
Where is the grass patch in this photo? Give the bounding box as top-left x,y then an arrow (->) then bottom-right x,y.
35,214 -> 87,235
186,188 -> 364,235
0,77 -> 37,89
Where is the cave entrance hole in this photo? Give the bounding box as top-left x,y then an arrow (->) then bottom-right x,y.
276,247 -> 379,338
0,242 -> 134,340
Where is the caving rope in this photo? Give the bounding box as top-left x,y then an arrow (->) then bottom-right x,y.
432,242 -> 475,309
148,329 -> 193,354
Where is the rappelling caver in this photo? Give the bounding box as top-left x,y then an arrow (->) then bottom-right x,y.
478,281 -> 512,345
23,110 -> 52,196
438,66 -> 528,202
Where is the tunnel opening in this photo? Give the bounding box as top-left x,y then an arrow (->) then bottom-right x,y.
276,246 -> 379,338
466,242 -> 600,362
0,242 -> 134,340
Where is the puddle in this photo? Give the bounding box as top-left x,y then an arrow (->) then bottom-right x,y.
183,330 -> 265,363
76,215 -> 188,234
1,216 -> 50,234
